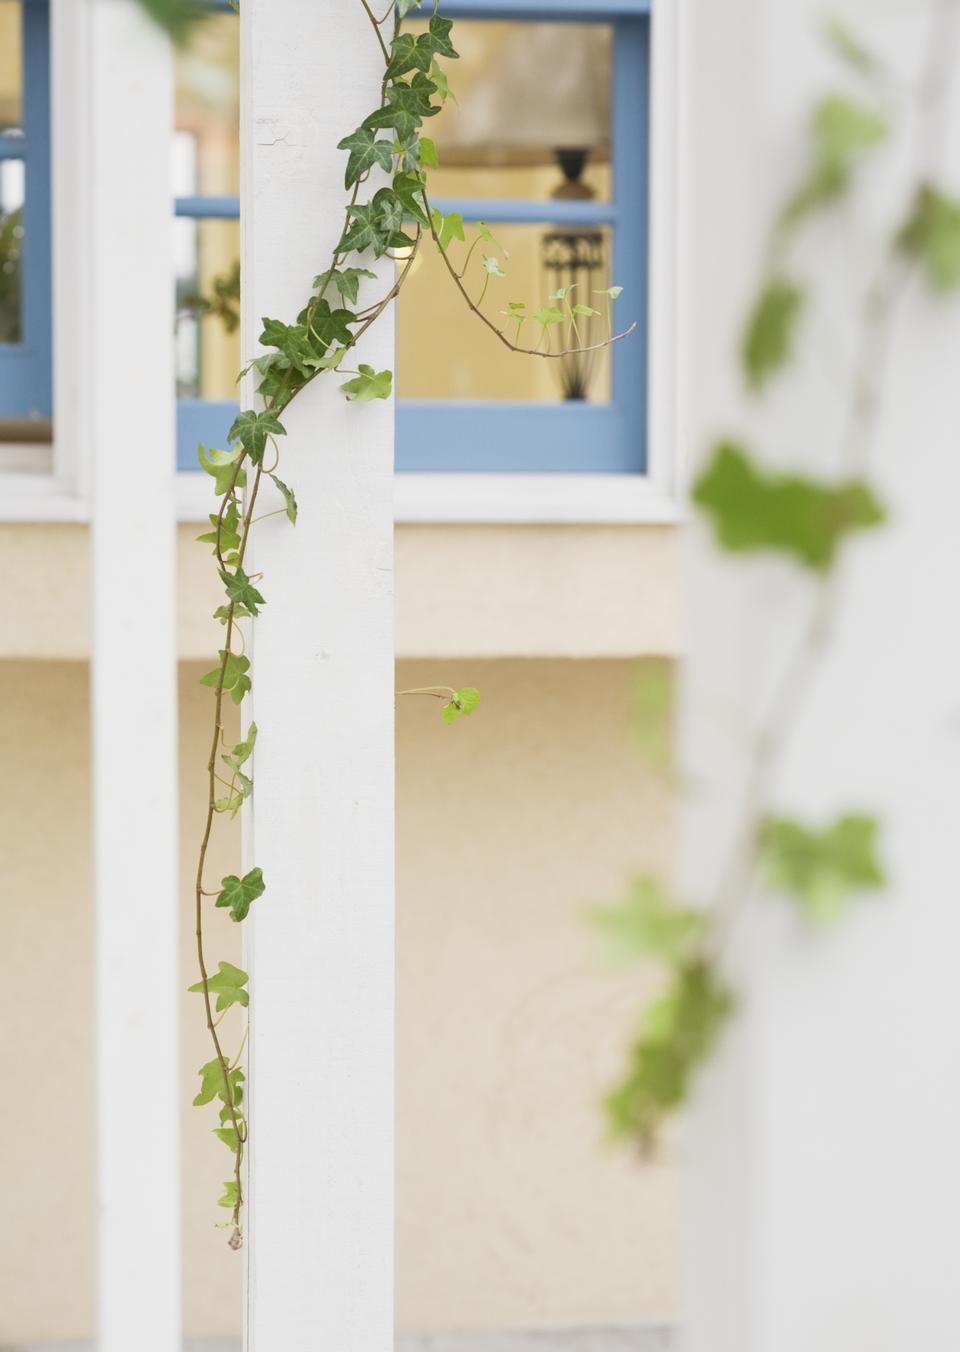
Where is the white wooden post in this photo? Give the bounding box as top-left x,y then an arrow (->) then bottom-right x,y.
241,2 -> 395,1348
87,1 -> 179,1347
682,1 -> 960,1348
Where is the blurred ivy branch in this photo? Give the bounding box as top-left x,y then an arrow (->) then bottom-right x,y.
600,7 -> 960,1151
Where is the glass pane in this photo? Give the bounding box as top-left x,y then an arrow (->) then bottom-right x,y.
0,1 -> 22,136
397,223 -> 612,403
0,156 -> 24,343
175,217 -> 240,400
174,12 -> 239,196
407,18 -> 612,203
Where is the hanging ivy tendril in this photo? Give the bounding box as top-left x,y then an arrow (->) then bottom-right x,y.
188,0 -> 632,1248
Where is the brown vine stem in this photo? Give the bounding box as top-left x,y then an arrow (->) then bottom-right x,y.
707,0 -> 960,959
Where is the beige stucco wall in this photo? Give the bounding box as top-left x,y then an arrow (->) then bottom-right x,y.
0,655 -> 677,1343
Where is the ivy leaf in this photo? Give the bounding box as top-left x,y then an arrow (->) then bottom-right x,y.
300,298 -> 357,354
783,94 -> 887,226
215,1126 -> 240,1151
316,266 -> 377,306
898,184 -> 960,292
429,59 -> 453,105
441,686 -> 480,724
824,18 -> 878,76
571,303 -> 599,317
592,876 -> 706,964
397,0 -> 422,15
692,442 -> 885,571
216,867 -> 266,923
759,813 -> 884,924
477,220 -> 507,257
219,565 -> 266,617
258,317 -> 322,377
200,650 -> 251,701
364,73 -> 440,140
385,23 -> 458,83
198,443 -> 245,497
197,501 -> 241,556
193,1057 -> 245,1109
188,961 -> 250,1012
269,473 -> 298,524
222,722 -> 257,772
481,254 -> 506,277
550,284 -> 576,300
392,170 -> 429,225
430,207 -> 465,252
341,189 -> 415,257
606,961 -> 734,1150
218,1180 -> 239,1210
595,285 -> 623,299
227,409 -> 286,464
742,278 -> 805,391
213,603 -> 253,626
419,136 -> 438,169
532,306 -> 564,328
336,125 -> 395,189
341,364 -> 393,402
426,13 -> 458,61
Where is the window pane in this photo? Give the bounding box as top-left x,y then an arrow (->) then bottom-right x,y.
174,12 -> 239,196
397,223 -> 612,403
0,156 -> 24,343
408,19 -> 612,204
0,1 -> 22,136
175,217 -> 240,400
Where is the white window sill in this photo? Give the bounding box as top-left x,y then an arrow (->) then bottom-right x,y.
0,470 -> 686,526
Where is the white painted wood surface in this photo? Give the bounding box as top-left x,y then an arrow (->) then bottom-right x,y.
241,2 -> 395,1348
682,0 -> 960,1348
86,1 -> 180,1348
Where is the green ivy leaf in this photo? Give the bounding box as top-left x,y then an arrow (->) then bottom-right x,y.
219,565 -> 266,617
692,442 -> 885,571
782,94 -> 887,226
188,961 -> 250,1012
215,1126 -> 240,1151
218,1180 -> 239,1210
592,876 -> 706,964
300,299 -> 358,354
363,73 -> 440,140
392,170 -> 430,225
482,254 -> 506,277
197,501 -> 241,556
336,125 -> 395,189
571,303 -> 599,317
606,961 -> 734,1150
419,136 -> 438,169
216,867 -> 266,923
430,207 -> 465,252
742,278 -> 805,391
823,18 -> 878,75
477,220 -> 507,257
200,650 -> 251,704
341,364 -> 393,402
315,266 -> 377,306
222,722 -> 257,773
759,813 -> 885,923
269,473 -> 298,524
227,409 -> 286,464
198,443 -> 246,497
193,1057 -> 245,1109
532,306 -> 564,328
428,59 -> 453,105
595,285 -> 623,299
386,21 -> 457,81
897,184 -> 960,292
441,686 -> 480,724
341,189 -> 416,257
397,0 -> 422,15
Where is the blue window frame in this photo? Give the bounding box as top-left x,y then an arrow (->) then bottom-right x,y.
0,0 -> 52,425
178,0 -> 650,475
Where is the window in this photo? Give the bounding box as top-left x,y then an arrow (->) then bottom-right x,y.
0,0 -> 52,438
175,0 -> 650,475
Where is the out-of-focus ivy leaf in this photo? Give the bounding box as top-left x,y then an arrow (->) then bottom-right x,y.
692,442 -> 885,571
759,813 -> 885,923
592,876 -> 706,963
188,961 -> 250,1013
431,207 -> 465,252
442,687 -> 480,724
824,18 -> 878,76
630,661 -> 673,775
782,94 -> 887,226
898,184 -> 960,292
742,278 -> 805,390
606,961 -> 734,1150
133,0 -> 207,45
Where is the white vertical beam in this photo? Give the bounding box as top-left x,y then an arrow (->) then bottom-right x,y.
87,1 -> 179,1348
241,2 -> 394,1349
682,1 -> 960,1349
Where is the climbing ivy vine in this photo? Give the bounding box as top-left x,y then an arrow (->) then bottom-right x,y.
154,0 -> 632,1247
600,10 -> 960,1151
